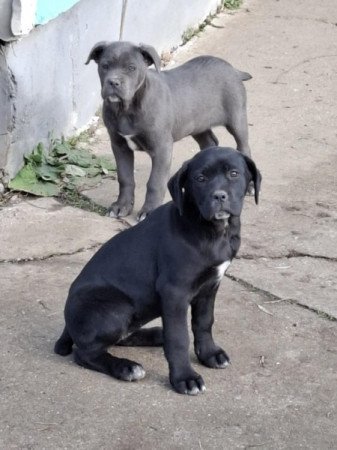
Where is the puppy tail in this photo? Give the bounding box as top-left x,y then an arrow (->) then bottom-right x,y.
54,326 -> 73,356
238,70 -> 252,81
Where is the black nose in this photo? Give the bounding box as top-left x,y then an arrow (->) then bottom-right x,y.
213,190 -> 228,202
108,78 -> 121,87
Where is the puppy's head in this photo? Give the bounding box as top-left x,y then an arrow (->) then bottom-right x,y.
168,147 -> 261,221
86,41 -> 161,108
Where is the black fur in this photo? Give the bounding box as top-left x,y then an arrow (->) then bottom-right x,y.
55,147 -> 261,395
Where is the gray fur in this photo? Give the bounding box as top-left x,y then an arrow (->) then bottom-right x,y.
87,41 -> 252,219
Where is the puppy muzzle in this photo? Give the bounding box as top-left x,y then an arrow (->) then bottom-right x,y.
212,191 -> 231,220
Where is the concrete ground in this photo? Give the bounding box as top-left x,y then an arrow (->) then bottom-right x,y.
1,0 -> 337,448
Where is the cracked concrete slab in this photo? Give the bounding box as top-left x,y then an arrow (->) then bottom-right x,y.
1,252 -> 336,449
0,197 -> 126,261
239,198 -> 337,260
228,256 -> 337,319
1,0 -> 337,448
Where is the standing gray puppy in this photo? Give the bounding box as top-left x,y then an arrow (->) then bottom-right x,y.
86,41 -> 252,220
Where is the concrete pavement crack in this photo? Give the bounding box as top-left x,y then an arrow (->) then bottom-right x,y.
274,53 -> 337,83
238,252 -> 337,262
275,14 -> 337,27
0,242 -> 102,265
226,273 -> 337,322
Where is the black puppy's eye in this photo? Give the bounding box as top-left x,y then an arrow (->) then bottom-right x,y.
196,175 -> 206,182
101,63 -> 109,70
229,170 -> 239,178
128,65 -> 136,71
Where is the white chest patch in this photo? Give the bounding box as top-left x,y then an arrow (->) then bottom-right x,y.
119,133 -> 139,152
217,260 -> 231,281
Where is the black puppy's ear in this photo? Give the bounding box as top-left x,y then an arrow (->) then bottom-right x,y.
243,155 -> 262,204
139,43 -> 161,73
168,161 -> 189,215
85,41 -> 110,65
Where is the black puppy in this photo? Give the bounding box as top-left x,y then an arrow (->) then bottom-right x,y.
55,147 -> 261,395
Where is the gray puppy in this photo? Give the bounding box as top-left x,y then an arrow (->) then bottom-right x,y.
86,41 -> 252,220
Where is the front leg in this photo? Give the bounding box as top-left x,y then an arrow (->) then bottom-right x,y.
192,287 -> 230,369
137,140 -> 173,221
108,135 -> 135,218
160,288 -> 205,395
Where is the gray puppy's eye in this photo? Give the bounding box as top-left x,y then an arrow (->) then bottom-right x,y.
101,63 -> 109,70
128,65 -> 136,71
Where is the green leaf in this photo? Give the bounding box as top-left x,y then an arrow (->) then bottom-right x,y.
68,174 -> 102,190
95,156 -> 116,171
83,166 -> 102,177
8,164 -> 60,196
66,150 -> 93,168
45,155 -> 62,166
24,143 -> 46,164
53,142 -> 72,156
35,163 -> 63,182
63,164 -> 87,177
9,135 -> 116,199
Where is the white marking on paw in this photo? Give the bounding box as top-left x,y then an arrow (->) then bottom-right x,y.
217,260 -> 231,281
108,209 -> 118,218
218,359 -> 230,368
131,365 -> 146,380
187,386 -> 200,396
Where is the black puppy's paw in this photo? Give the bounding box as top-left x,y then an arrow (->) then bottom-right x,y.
107,201 -> 134,218
118,360 -> 146,381
198,348 -> 230,369
170,372 -> 206,395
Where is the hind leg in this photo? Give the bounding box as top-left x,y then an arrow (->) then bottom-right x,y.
192,129 -> 219,150
74,347 -> 145,381
67,291 -> 146,381
226,112 -> 251,157
117,327 -> 163,347
54,326 -> 73,356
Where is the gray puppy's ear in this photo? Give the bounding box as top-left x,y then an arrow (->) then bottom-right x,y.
85,41 -> 110,65
139,43 -> 161,73
243,155 -> 262,205
167,161 -> 190,215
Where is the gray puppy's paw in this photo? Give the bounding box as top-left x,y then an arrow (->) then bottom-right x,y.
137,205 -> 156,221
137,211 -> 150,222
107,201 -> 133,218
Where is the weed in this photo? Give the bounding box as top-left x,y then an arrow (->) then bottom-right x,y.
182,27 -> 197,45
8,138 -> 116,198
58,190 -> 108,216
181,11 -> 218,44
181,1 -> 243,46
223,0 -> 242,9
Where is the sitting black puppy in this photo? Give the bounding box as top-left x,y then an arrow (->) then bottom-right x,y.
54,147 -> 261,395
